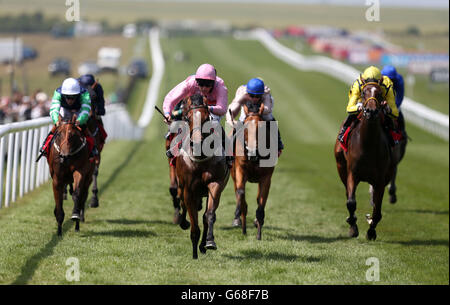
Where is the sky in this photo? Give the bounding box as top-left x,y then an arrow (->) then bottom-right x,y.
121,0 -> 449,9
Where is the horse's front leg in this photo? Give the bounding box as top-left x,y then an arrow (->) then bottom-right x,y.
255,175 -> 272,240
205,182 -> 223,250
169,165 -> 181,224
232,167 -> 247,235
366,184 -> 384,241
184,189 -> 200,259
346,172 -> 359,238
388,166 -> 397,204
53,178 -> 65,236
71,171 -> 83,231
89,165 -> 99,208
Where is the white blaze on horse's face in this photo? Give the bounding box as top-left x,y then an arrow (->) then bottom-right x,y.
246,119 -> 258,155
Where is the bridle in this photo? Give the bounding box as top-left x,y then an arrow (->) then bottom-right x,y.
53,121 -> 86,162
183,100 -> 213,163
361,82 -> 382,119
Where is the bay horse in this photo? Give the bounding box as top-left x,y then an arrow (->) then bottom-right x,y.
48,115 -> 95,236
175,94 -> 230,259
86,112 -> 106,208
165,100 -> 186,225
231,101 -> 275,240
334,78 -> 400,240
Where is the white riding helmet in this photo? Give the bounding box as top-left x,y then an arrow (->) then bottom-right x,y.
61,78 -> 81,95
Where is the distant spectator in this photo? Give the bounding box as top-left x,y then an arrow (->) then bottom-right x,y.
31,92 -> 50,119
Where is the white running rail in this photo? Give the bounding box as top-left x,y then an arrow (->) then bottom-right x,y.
138,27 -> 165,128
0,103 -> 142,209
244,28 -> 449,140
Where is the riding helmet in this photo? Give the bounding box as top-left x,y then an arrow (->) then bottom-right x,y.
79,74 -> 96,88
246,78 -> 265,95
61,78 -> 81,95
361,66 -> 382,82
381,65 -> 398,82
195,63 -> 216,80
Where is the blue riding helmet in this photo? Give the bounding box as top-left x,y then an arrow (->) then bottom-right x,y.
246,78 -> 265,95
78,74 -> 96,88
381,65 -> 398,81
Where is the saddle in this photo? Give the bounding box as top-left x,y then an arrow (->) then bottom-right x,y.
340,112 -> 403,153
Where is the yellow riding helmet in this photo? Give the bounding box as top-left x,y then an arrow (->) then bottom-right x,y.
361,66 -> 382,81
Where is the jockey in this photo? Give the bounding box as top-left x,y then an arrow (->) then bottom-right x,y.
41,77 -> 98,159
226,78 -> 284,156
381,65 -> 406,134
162,63 -> 231,163
338,66 -> 399,144
78,74 -> 108,150
78,74 -> 106,116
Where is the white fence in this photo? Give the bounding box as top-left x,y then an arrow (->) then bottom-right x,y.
0,103 -> 142,209
240,28 -> 449,141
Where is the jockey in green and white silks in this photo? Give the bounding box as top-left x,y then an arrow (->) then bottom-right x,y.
50,78 -> 91,126
39,77 -> 98,160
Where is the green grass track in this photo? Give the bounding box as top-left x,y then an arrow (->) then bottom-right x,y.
0,36 -> 448,285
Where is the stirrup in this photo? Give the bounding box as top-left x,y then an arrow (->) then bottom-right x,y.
166,150 -> 174,158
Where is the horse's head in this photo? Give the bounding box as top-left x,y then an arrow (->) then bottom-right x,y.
361,78 -> 383,121
183,94 -> 212,159
243,101 -> 263,161
53,115 -> 86,163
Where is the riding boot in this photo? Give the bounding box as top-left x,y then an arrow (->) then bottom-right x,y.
83,127 -> 99,161
222,126 -> 234,168
270,117 -> 284,154
39,124 -> 58,156
338,114 -> 356,143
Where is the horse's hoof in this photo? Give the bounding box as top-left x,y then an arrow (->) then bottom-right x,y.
173,211 -> 182,225
253,218 -> 258,228
389,194 -> 397,204
205,240 -> 217,250
89,198 -> 99,208
232,218 -> 241,227
57,228 -> 62,236
366,228 -> 377,241
71,213 -> 81,220
80,210 -> 85,223
199,244 -> 207,254
180,219 -> 190,230
348,225 -> 359,238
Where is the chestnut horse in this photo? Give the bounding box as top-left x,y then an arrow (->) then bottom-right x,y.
231,101 -> 275,240
334,79 -> 399,240
175,94 -> 230,259
48,115 -> 95,236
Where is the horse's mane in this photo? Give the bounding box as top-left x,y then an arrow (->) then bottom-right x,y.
190,94 -> 204,106
246,101 -> 261,114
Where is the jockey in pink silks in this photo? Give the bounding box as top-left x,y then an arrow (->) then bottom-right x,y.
162,63 -> 232,165
163,63 -> 228,121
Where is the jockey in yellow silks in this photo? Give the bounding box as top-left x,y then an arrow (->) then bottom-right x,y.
338,66 -> 399,144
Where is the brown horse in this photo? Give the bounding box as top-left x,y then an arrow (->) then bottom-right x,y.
387,123 -> 407,204
175,94 -> 230,259
334,79 -> 399,240
231,101 -> 275,240
48,115 -> 95,236
165,100 -> 186,225
86,114 -> 105,208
